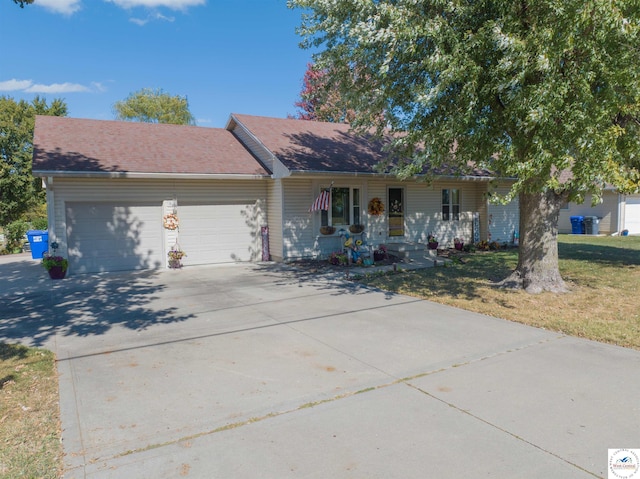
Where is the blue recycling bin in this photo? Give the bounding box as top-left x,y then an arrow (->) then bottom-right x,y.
26,230 -> 49,259
570,216 -> 584,235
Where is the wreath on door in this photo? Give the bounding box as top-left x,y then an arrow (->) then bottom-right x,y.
368,197 -> 385,216
163,213 -> 179,230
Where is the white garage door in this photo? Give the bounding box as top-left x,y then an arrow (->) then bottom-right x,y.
625,195 -> 640,234
66,202 -> 163,273
177,203 -> 260,266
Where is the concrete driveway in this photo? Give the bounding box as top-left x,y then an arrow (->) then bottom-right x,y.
1,254 -> 638,478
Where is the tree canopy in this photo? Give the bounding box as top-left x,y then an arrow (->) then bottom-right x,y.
288,0 -> 640,293
12,0 -> 34,7
294,63 -> 355,123
0,96 -> 67,226
113,88 -> 196,125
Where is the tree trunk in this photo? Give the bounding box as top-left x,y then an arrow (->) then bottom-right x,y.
500,189 -> 569,294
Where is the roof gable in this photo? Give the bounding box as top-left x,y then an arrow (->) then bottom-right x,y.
32,116 -> 268,177
230,114 -> 394,174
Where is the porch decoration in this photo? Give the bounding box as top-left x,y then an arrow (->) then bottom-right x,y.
168,244 -> 186,268
41,253 -> 68,280
373,244 -> 387,262
454,237 -> 464,251
163,213 -> 179,230
368,197 -> 385,216
428,234 -> 439,250
349,224 -> 364,234
320,226 -> 336,235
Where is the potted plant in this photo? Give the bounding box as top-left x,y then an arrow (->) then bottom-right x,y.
373,244 -> 387,262
454,237 -> 464,251
41,253 -> 68,279
168,246 -> 186,269
427,234 -> 439,250
349,224 -> 364,234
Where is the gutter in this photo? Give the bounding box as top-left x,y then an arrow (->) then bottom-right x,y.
32,171 -> 270,180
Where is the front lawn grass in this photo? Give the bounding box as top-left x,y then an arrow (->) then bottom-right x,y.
0,343 -> 62,478
359,235 -> 640,350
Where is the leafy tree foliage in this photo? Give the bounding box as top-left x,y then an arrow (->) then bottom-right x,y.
294,63 -> 355,123
289,0 -> 640,293
0,96 -> 67,226
12,0 -> 34,7
113,88 -> 196,125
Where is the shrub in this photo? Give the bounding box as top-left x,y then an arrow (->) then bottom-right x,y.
4,220 -> 29,252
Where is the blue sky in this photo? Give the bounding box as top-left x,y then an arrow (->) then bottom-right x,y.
0,0 -> 315,128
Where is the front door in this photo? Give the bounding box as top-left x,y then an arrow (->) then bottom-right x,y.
388,188 -> 404,237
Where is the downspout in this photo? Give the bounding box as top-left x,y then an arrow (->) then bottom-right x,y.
45,177 -> 56,252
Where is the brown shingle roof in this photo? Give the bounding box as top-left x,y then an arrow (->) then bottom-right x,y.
32,116 -> 268,176
231,114 -> 494,177
231,114 -> 394,174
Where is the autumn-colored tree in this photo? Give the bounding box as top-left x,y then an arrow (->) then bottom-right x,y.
294,63 -> 354,123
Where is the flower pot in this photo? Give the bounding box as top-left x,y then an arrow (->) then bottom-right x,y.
428,242 -> 438,250
320,226 -> 336,235
373,251 -> 385,261
47,266 -> 66,280
454,243 -> 464,251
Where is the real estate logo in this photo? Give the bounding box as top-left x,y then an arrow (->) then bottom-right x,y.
609,449 -> 640,479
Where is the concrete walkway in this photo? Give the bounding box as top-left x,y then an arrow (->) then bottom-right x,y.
1,255 -> 638,478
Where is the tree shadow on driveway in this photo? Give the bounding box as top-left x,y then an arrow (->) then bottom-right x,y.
0,264 -> 195,349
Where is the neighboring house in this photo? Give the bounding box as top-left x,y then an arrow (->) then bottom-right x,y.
558,190 -> 640,235
32,114 -> 519,275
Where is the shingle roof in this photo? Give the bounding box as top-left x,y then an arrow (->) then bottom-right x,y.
231,114 -> 395,174
231,113 -> 494,177
32,116 -> 268,176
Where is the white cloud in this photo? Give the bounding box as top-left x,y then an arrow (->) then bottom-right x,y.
129,11 -> 175,25
34,0 -> 82,15
0,79 -> 34,91
25,82 -> 91,93
105,0 -> 205,10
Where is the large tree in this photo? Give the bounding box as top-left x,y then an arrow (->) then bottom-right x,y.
289,0 -> 640,293
113,88 -> 196,125
294,62 -> 355,123
0,96 -> 67,226
12,0 -> 34,7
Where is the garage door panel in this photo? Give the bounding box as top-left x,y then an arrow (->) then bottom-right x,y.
66,203 -> 163,274
178,203 -> 260,265
625,196 -> 640,234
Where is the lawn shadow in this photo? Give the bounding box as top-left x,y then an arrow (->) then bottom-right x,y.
558,241 -> 640,266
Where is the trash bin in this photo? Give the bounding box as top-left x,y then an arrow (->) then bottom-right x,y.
584,216 -> 600,235
570,216 -> 584,234
26,230 -> 48,259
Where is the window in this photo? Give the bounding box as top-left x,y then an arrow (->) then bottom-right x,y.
321,187 -> 361,226
442,188 -> 460,221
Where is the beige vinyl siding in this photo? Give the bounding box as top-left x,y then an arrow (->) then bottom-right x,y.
282,178 -> 316,259
365,180 -> 478,248
559,191 -> 618,235
487,183 -> 519,244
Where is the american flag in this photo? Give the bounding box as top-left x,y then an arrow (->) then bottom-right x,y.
309,189 -> 330,212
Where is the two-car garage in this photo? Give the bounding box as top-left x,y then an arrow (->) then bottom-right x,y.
65,199 -> 265,274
